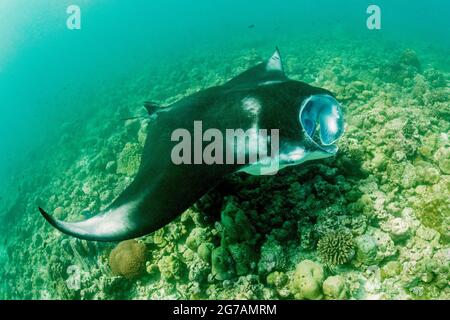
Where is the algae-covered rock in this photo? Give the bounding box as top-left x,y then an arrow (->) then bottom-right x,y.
188,256 -> 210,283
228,243 -> 256,276
109,240 -> 147,279
290,260 -> 325,300
381,261 -> 402,280
371,229 -> 397,262
431,248 -> 450,289
266,271 -> 290,298
413,180 -> 450,243
434,147 -> 450,174
157,254 -> 185,281
382,217 -> 411,242
399,49 -> 421,70
53,207 -> 65,220
354,234 -> 378,265
267,271 -> 288,288
116,142 -> 142,176
197,242 -> 214,263
220,201 -> 255,246
323,275 -> 347,300
257,238 -> 286,275
211,246 -> 235,281
185,227 -> 210,252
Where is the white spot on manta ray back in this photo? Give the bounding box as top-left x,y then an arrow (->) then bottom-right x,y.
242,97 -> 261,116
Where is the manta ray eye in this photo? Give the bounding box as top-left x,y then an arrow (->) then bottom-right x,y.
299,94 -> 345,146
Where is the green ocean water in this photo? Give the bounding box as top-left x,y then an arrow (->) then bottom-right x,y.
0,0 -> 449,300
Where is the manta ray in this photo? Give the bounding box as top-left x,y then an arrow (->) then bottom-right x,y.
39,49 -> 345,242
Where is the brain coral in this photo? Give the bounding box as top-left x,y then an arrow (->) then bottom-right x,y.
109,240 -> 147,279
317,232 -> 355,266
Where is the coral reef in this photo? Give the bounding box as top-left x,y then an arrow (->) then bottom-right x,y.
323,275 -> 347,300
109,240 -> 147,279
0,36 -> 448,300
289,260 -> 325,300
317,232 -> 355,266
116,143 -> 142,177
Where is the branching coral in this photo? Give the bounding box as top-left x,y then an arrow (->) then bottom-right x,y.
317,232 -> 355,266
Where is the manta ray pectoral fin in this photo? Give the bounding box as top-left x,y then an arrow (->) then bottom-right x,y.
38,204 -> 140,242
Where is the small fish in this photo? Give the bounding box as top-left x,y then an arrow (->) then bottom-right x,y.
248,24 -> 255,29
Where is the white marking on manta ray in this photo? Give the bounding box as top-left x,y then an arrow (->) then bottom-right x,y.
59,201 -> 139,236
242,97 -> 261,116
241,146 -> 334,176
259,80 -> 284,86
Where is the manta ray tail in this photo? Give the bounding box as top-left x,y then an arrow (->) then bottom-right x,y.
38,202 -> 142,242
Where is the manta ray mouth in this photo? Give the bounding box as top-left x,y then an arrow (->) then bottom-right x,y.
299,94 -> 345,153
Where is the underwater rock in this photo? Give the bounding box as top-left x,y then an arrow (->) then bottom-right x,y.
431,248 -> 450,289
99,190 -> 113,205
415,162 -> 441,185
228,243 -> 256,276
266,271 -> 290,298
257,238 -> 286,275
380,261 -> 402,280
187,256 -> 209,283
124,119 -> 141,138
105,160 -> 116,173
434,147 -> 450,174
290,260 -> 325,300
185,227 -> 210,252
211,246 -> 235,281
438,158 -> 450,175
380,49 -> 422,84
354,234 -> 378,265
109,240 -> 147,279
317,231 -> 355,266
381,217 -> 411,242
423,68 -> 447,87
413,180 -> 450,243
197,242 -> 214,263
157,254 -> 185,281
371,229 -> 397,262
323,275 -> 347,300
399,49 -> 421,70
220,201 -> 255,246
342,81 -> 366,101
53,207 -> 65,220
101,276 -> 132,298
116,142 -> 142,176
